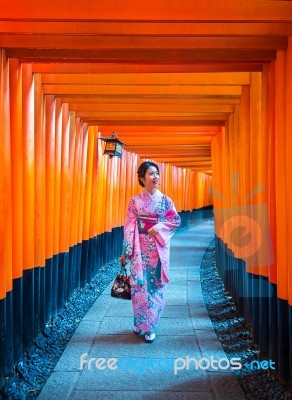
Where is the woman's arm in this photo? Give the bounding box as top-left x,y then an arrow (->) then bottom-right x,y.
154,197 -> 181,246
121,198 -> 138,259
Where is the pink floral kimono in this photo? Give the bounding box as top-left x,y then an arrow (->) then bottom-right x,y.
122,189 -> 181,333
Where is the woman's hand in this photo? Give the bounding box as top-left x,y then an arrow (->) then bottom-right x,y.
120,255 -> 127,266
148,226 -> 158,237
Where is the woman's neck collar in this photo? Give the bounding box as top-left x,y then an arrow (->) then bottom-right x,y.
144,188 -> 158,196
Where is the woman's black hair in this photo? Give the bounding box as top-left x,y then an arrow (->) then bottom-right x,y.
137,161 -> 160,187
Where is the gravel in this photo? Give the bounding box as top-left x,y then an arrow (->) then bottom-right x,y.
0,259 -> 120,400
200,241 -> 290,400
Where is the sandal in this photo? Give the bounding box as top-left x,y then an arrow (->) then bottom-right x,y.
145,332 -> 155,343
133,326 -> 141,334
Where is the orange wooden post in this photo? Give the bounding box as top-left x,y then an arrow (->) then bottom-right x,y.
89,127 -> 99,238
109,154 -> 116,232
102,151 -> 110,233
239,85 -> 250,264
179,166 -> 184,210
175,165 -> 180,206
0,50 -> 12,299
78,123 -> 89,284
34,74 -> 46,268
0,51 -> 6,300
267,61 -> 277,286
83,125 -> 95,241
0,50 -> 12,375
21,62 -> 37,343
166,164 -> 172,201
59,102 -> 70,254
69,116 -> 81,249
67,112 -> 77,247
45,95 -> 56,261
124,152 -> 132,210
53,98 -> 62,258
159,161 -> 165,195
222,125 -> 230,240
274,50 -> 287,295
259,65 -> 271,278
56,101 -> 70,307
111,156 -> 119,228
248,72 -> 262,275
286,38 -> 292,306
62,111 -> 77,295
135,154 -> 140,194
184,167 -> 188,214
184,168 -> 188,211
22,63 -> 35,271
9,58 -> 23,281
3,88 -> 12,297
187,169 -> 193,210
172,166 -> 178,208
118,152 -> 126,228
8,57 -> 25,362
96,136 -> 105,236
91,127 -> 101,237
44,94 -> 56,320
217,127 -> 227,242
77,123 -> 88,245
211,135 -> 219,235
276,38 -> 292,387
105,156 -> 113,233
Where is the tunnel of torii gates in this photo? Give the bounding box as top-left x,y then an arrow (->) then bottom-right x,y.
0,0 -> 292,389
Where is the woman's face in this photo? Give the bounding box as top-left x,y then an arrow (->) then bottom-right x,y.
142,166 -> 160,191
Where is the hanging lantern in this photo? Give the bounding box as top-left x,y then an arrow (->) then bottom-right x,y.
99,132 -> 125,158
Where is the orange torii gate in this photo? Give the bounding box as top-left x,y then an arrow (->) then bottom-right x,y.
0,0 -> 292,389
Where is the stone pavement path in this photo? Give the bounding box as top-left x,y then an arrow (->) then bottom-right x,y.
37,220 -> 246,400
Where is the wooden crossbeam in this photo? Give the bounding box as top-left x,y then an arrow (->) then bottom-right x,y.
1,0 -> 292,21
32,63 -> 264,74
41,72 -> 251,85
1,35 -> 287,51
43,84 -> 242,96
6,48 -> 277,63
1,21 -> 292,36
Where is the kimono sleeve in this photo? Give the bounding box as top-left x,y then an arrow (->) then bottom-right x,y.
155,197 -> 181,246
122,198 -> 138,257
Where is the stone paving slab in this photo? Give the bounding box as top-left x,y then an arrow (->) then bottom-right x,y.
164,290 -> 188,305
89,334 -> 203,358
162,305 -> 190,318
188,299 -> 210,315
106,300 -> 135,316
54,342 -> 94,372
38,220 -> 246,400
168,274 -> 189,284
97,315 -> 195,335
37,372 -> 80,400
208,372 -> 246,400
82,294 -> 115,322
69,320 -> 102,343
190,313 -> 215,331
75,365 -> 210,392
70,390 -> 215,400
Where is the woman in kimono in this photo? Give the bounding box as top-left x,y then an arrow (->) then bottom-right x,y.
120,161 -> 181,343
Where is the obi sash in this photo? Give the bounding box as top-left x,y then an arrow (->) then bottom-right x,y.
137,215 -> 158,234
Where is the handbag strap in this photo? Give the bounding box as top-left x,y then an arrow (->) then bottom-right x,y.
120,265 -> 129,276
